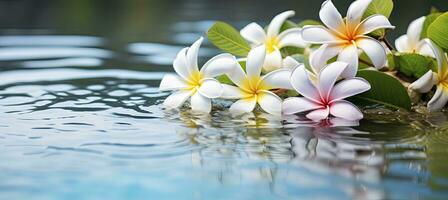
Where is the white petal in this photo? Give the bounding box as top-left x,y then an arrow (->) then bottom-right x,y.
309,44 -> 340,74
282,97 -> 323,115
262,49 -> 283,72
191,92 -> 211,113
240,22 -> 266,44
337,44 -> 359,78
330,77 -> 371,102
278,28 -> 307,48
282,56 -> 300,69
346,0 -> 372,29
229,97 -> 257,113
246,45 -> 266,77
301,25 -> 340,44
226,62 -> 247,87
186,37 -> 203,74
306,107 -> 330,121
317,61 -> 348,101
163,90 -> 192,109
428,85 -> 448,112
409,70 -> 436,93
159,74 -> 188,91
267,10 -> 295,38
395,35 -> 410,52
424,39 -> 448,75
290,64 -> 321,103
329,100 -> 363,120
357,14 -> 395,35
406,16 -> 425,48
221,84 -> 244,99
261,68 -> 293,90
257,90 -> 282,115
319,0 -> 345,34
198,78 -> 223,98
357,37 -> 387,69
200,53 -> 238,78
173,47 -> 190,80
416,41 -> 435,57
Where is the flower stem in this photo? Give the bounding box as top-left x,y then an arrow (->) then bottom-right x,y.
381,36 -> 395,51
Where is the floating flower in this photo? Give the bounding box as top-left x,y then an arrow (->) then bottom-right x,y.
240,10 -> 307,72
159,37 -> 238,113
395,16 -> 434,57
282,62 -> 371,121
301,0 -> 394,78
220,45 -> 294,115
409,39 -> 448,111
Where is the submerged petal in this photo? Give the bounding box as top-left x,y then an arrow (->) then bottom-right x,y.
159,74 -> 188,91
200,53 -> 238,78
306,107 -> 330,121
191,92 -> 212,113
246,45 -> 266,77
229,97 -> 257,113
240,22 -> 267,44
163,90 -> 193,109
329,100 -> 363,120
257,90 -> 283,115
319,0 -> 345,34
409,70 -> 436,93
267,10 -> 295,38
282,97 -> 323,115
428,85 -> 448,112
198,78 -> 223,98
330,77 -> 371,102
337,44 -> 359,78
356,37 -> 387,69
302,25 -> 340,44
262,68 -> 293,90
278,28 -> 307,48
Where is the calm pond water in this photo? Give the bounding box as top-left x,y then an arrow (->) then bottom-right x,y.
1,0 -> 448,199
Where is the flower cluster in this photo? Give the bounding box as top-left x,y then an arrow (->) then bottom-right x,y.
159,0 -> 448,121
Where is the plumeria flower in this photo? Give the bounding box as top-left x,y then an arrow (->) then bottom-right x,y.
240,10 -> 307,72
409,39 -> 448,111
220,45 -> 294,115
301,0 -> 395,78
159,37 -> 238,113
395,16 -> 434,57
282,62 -> 371,121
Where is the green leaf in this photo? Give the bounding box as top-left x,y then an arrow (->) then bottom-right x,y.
421,12 -> 443,39
297,19 -> 322,28
362,0 -> 394,37
428,12 -> 448,52
394,53 -> 436,79
351,70 -> 411,111
207,21 -> 251,57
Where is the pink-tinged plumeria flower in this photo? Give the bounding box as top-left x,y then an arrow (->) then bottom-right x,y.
395,16 -> 434,57
220,45 -> 294,115
282,62 -> 371,121
409,39 -> 448,111
159,37 -> 238,113
301,0 -> 395,78
240,10 -> 307,72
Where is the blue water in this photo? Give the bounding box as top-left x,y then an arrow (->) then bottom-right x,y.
0,0 -> 448,199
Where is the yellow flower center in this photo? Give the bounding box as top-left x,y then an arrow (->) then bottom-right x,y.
265,37 -> 280,53
185,71 -> 203,94
240,76 -> 270,101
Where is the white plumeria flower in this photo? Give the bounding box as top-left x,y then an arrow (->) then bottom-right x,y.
240,10 -> 307,72
301,0 -> 395,78
159,37 -> 238,113
283,62 -> 371,121
220,45 -> 294,115
409,39 -> 448,111
395,16 -> 434,57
